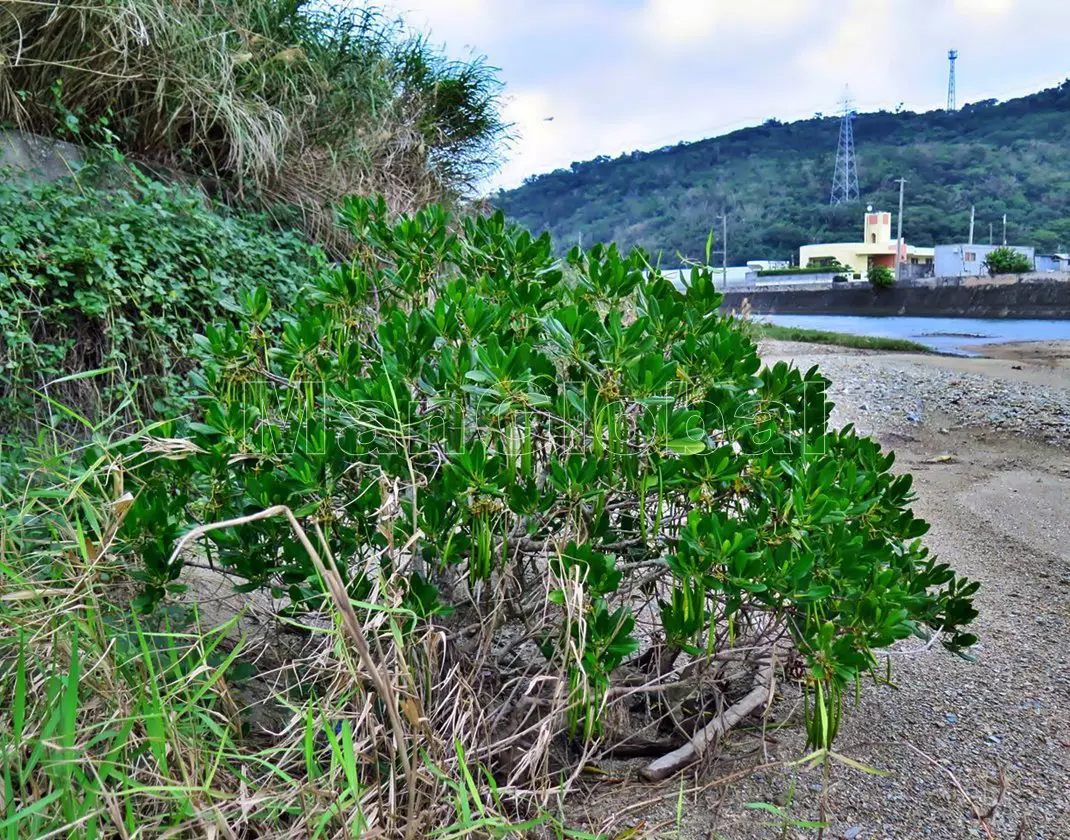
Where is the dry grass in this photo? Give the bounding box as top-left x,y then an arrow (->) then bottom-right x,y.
0,0 -> 507,247
0,435 -> 593,837
0,478 -> 553,837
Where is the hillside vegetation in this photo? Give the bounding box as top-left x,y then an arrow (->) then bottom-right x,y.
494,81 -> 1070,265
0,175 -> 324,434
0,0 -> 506,245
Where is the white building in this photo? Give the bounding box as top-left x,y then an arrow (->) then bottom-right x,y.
659,266 -> 756,291
933,244 -> 1035,277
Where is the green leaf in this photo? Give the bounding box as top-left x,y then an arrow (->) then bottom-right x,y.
667,438 -> 705,455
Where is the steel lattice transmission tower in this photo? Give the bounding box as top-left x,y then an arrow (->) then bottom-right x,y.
830,91 -> 859,205
947,49 -> 958,111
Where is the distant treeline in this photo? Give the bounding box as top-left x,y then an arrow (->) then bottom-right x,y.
494,81 -> 1070,265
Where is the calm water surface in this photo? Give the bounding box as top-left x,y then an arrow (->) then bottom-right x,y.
759,314 -> 1070,355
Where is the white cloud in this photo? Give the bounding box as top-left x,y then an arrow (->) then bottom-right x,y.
795,0 -> 898,101
497,89 -> 561,187
493,87 -> 648,189
953,0 -> 1014,16
636,0 -> 720,46
381,0 -> 500,51
382,0 -> 602,55
636,0 -> 815,50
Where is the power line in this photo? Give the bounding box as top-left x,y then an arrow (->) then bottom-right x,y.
830,90 -> 859,205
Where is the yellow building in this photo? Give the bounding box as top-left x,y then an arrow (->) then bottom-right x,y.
799,211 -> 934,278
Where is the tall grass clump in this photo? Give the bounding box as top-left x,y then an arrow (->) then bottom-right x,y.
0,0 -> 507,244
1,432 -> 563,838
0,197 -> 979,837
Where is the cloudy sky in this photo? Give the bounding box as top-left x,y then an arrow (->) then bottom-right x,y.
381,0 -> 1070,191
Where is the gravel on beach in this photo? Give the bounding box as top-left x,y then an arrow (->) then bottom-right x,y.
767,341 -> 1070,449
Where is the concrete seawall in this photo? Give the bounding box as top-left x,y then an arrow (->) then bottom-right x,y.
722,276 -> 1070,320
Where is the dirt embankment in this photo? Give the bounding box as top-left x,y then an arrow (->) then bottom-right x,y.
582,340 -> 1070,840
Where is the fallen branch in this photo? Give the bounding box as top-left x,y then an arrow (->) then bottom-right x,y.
640,650 -> 776,782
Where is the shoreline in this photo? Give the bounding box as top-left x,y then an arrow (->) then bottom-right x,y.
763,338 -> 1070,447
970,338 -> 1070,362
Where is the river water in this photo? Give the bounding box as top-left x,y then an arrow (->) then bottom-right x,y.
759,314 -> 1070,355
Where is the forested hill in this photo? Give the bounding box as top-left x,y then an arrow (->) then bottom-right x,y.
493,81 -> 1070,265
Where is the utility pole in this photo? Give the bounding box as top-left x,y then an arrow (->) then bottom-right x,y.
989,222 -> 993,245
894,178 -> 906,283
706,213 -> 731,289
722,212 -> 728,289
968,206 -> 975,245
1003,214 -> 1007,246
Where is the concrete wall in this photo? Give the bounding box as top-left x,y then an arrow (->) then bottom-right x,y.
0,131 -> 85,181
900,261 -> 936,280
0,129 -> 202,192
722,274 -> 1070,319
755,273 -> 849,287
663,267 -> 756,288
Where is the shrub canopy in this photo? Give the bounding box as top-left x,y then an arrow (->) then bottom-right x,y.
983,246 -> 1034,275
116,197 -> 979,760
868,264 -> 895,287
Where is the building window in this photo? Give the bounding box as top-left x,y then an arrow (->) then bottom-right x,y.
964,252 -> 976,262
